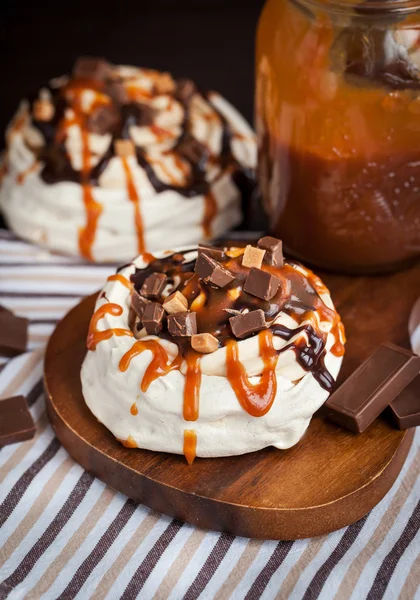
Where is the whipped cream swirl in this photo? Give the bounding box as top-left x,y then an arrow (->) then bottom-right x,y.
81,246 -> 345,461
0,60 -> 256,262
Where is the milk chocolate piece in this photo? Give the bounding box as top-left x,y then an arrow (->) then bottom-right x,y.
88,105 -> 119,135
106,80 -> 128,105
175,79 -> 197,104
197,244 -> 226,261
0,396 -> 36,447
195,254 -> 235,288
229,310 -> 267,339
389,375 -> 420,429
73,57 -> 111,81
177,135 -> 208,164
325,343 -> 420,434
243,268 -> 281,301
141,273 -> 167,299
0,311 -> 28,357
168,312 -> 197,337
131,290 -> 150,318
258,236 -> 284,267
142,302 -> 165,335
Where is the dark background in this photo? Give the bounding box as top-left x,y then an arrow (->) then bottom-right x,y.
1,0 -> 265,143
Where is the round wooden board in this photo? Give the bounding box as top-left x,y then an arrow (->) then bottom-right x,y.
44,262 -> 420,540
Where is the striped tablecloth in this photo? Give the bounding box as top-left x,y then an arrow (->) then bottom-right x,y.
0,228 -> 419,600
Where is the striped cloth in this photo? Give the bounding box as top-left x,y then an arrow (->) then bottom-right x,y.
0,228 -> 419,600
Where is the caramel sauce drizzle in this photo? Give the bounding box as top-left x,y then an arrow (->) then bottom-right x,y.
121,156 -> 145,254
183,353 -> 202,422
130,403 -> 138,416
202,191 -> 218,238
87,303 -> 133,350
226,329 -> 278,417
119,340 -> 182,392
183,430 -> 197,466
107,274 -> 132,289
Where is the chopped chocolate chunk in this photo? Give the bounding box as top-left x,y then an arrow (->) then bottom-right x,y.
243,268 -> 281,301
242,245 -> 266,269
140,273 -> 167,299
191,333 -> 219,354
106,80 -> 128,105
168,311 -> 197,337
177,135 -> 208,164
229,310 -> 267,339
258,236 -> 284,267
175,79 -> 197,104
142,302 -> 165,335
73,56 -> 111,81
197,244 -> 226,261
131,290 -> 150,318
389,375 -> 420,430
87,105 -> 119,135
163,291 -> 188,314
114,139 -> 136,157
0,396 -> 36,447
325,343 -> 420,434
0,310 -> 28,357
195,253 -> 235,288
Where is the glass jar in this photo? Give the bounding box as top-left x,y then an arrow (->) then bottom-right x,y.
256,0 -> 420,273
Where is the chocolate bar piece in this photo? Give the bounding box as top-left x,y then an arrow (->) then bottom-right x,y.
0,310 -> 28,357
142,302 -> 165,335
229,309 -> 267,339
175,79 -> 197,104
325,343 -> 420,433
389,375 -> 420,429
197,244 -> 226,261
73,56 -> 111,81
258,236 -> 284,267
168,312 -> 197,337
87,105 -> 119,135
243,268 -> 281,301
131,290 -> 150,318
0,396 -> 36,447
106,80 -> 129,105
140,273 -> 167,299
177,135 -> 208,164
195,254 -> 235,288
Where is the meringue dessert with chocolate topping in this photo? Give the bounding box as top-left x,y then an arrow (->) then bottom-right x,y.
81,238 -> 346,463
0,57 -> 255,262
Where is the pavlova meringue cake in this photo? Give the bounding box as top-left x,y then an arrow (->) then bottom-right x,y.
81,238 -> 346,463
0,57 -> 255,262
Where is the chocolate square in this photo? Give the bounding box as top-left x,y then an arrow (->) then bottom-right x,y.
87,105 -> 119,135
229,310 -> 267,339
73,57 -> 111,81
141,273 -> 167,299
258,236 -> 284,267
142,302 -> 165,335
131,290 -> 150,318
175,79 -> 197,104
0,311 -> 28,357
167,312 -> 197,337
243,268 -> 281,301
0,396 -> 36,447
389,374 -> 420,430
195,254 -> 235,288
197,244 -> 226,261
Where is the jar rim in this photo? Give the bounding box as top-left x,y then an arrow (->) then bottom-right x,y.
295,0 -> 420,16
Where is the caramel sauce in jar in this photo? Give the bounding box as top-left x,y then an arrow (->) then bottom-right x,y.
256,0 -> 420,273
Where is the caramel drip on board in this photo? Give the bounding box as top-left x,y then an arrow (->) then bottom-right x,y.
183,353 -> 202,422
183,430 -> 197,466
121,156 -> 145,254
107,274 -> 132,289
119,435 -> 137,448
87,303 -> 133,350
202,191 -> 218,238
226,329 -> 278,417
119,340 -> 182,392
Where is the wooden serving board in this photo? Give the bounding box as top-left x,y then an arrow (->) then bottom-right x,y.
44,262 -> 420,540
